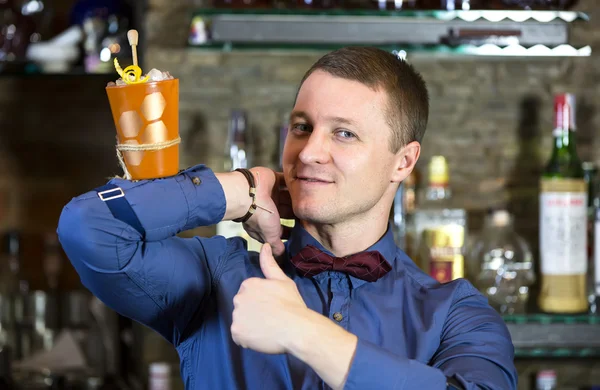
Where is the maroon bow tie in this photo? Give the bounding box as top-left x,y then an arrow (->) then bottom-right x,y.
290,245 -> 392,282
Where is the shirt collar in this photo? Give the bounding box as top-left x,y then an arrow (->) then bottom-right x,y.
285,222 -> 401,288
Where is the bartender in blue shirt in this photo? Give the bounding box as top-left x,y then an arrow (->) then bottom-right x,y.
57,47 -> 517,390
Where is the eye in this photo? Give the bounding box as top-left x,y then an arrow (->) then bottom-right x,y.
291,123 -> 311,133
336,129 -> 356,139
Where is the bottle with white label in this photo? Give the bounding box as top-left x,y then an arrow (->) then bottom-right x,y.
216,110 -> 262,252
539,93 -> 588,313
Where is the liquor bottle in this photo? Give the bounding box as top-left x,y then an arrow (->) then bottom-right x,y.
412,156 -> 467,283
468,209 -> 535,314
0,240 -> 16,367
535,369 -> 557,390
390,183 -> 406,249
278,112 -> 296,232
403,169 -> 419,258
217,110 -> 263,252
149,362 -> 171,390
538,93 -> 588,313
390,170 -> 417,250
583,162 -> 598,312
0,231 -> 29,360
0,345 -> 14,390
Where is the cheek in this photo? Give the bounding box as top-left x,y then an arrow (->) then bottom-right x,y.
335,149 -> 370,178
282,138 -> 302,165
344,152 -> 392,189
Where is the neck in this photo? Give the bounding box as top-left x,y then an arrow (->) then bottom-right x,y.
554,128 -> 574,149
299,201 -> 391,258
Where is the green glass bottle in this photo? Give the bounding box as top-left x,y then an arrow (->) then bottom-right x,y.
539,93 -> 588,313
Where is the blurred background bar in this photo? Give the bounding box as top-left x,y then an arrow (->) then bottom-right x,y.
2,0 -> 600,389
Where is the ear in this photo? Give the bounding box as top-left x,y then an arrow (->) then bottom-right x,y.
390,141 -> 420,184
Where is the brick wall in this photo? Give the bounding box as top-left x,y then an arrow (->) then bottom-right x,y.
2,0 -> 600,388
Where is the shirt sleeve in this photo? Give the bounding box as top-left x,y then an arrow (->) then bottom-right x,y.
344,281 -> 517,390
344,338 -> 447,389
57,164 -> 228,346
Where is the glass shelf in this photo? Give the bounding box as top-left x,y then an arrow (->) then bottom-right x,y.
504,314 -> 600,358
514,348 -> 600,358
190,8 -> 591,58
192,8 -> 588,23
190,42 -> 592,57
503,313 -> 600,324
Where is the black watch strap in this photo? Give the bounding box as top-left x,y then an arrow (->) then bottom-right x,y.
232,168 -> 257,223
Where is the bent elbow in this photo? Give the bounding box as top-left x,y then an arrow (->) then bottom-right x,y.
57,196 -> 138,273
57,201 -> 94,261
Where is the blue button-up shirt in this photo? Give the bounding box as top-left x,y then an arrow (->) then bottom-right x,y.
57,165 -> 517,390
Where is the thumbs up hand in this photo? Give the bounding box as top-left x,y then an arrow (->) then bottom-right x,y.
231,244 -> 308,354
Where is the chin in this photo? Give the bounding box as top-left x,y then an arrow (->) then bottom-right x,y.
293,203 -> 323,222
293,203 -> 343,225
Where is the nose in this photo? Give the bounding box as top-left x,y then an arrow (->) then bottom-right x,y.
298,130 -> 331,165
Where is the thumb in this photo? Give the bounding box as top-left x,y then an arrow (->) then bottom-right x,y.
260,243 -> 288,281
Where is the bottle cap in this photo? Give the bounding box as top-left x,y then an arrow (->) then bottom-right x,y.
536,369 -> 557,388
554,93 -> 576,131
491,210 -> 511,227
428,156 -> 449,186
149,362 -> 171,377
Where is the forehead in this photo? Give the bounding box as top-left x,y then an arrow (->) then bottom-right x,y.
294,70 -> 389,124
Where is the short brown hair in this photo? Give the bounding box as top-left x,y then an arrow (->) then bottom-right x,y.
298,47 -> 429,152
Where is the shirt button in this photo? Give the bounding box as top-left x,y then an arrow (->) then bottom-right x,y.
192,176 -> 202,185
333,312 -> 343,322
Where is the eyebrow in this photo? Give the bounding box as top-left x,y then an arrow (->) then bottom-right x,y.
290,110 -> 358,127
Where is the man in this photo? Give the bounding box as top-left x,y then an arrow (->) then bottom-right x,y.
57,47 -> 517,390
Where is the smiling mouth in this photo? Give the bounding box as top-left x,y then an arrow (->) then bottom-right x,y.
296,176 -> 332,184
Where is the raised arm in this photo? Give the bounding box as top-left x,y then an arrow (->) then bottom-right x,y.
57,164 -> 268,345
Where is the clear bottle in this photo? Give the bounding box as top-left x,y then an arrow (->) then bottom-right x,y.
412,156 -> 467,282
223,110 -> 252,173
0,231 -> 29,360
390,171 -> 417,251
217,110 -> 262,252
390,183 -> 407,249
468,210 -> 535,314
539,93 -> 588,314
